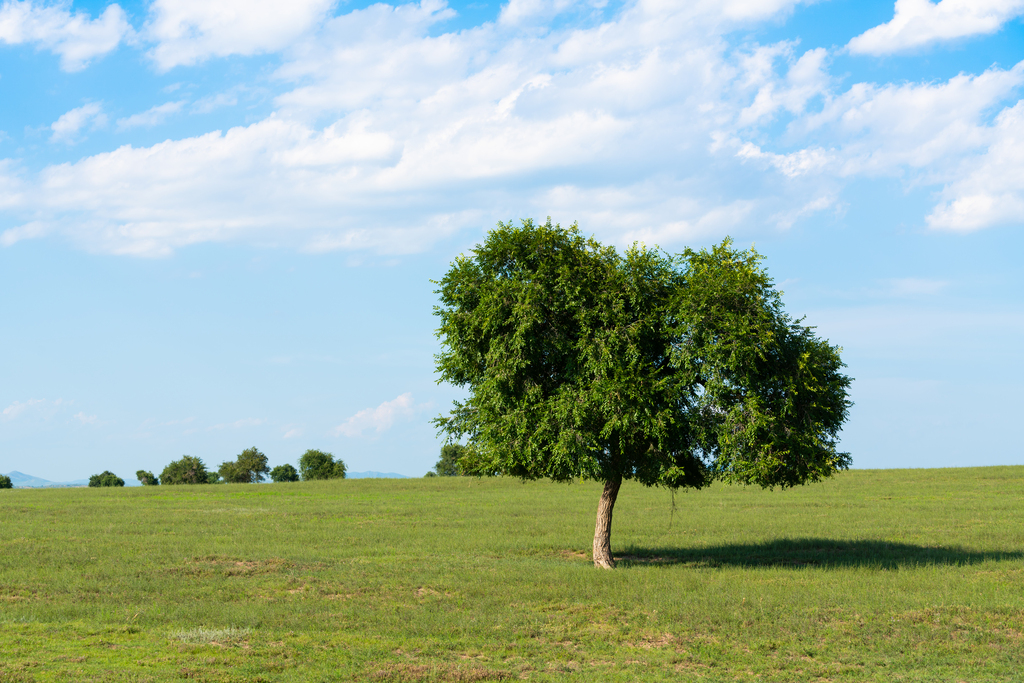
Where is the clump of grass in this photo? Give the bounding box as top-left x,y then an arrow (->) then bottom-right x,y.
170,626 -> 251,644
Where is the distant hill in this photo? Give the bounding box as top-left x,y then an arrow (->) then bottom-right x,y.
2,471 -> 139,488
347,471 -> 409,479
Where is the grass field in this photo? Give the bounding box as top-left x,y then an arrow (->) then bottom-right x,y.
1,467 -> 1022,682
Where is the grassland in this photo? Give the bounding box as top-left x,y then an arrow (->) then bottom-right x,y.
1,467 -> 1022,682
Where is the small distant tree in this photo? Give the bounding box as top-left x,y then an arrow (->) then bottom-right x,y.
136,470 -> 159,486
89,471 -> 125,487
207,471 -> 222,484
219,447 -> 270,484
423,471 -> 437,478
160,456 -> 210,485
333,460 -> 347,479
0,474 -> 12,489
298,449 -> 346,481
270,464 -> 299,483
434,444 -> 465,476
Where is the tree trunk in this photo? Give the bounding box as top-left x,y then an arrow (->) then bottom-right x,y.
593,475 -> 622,569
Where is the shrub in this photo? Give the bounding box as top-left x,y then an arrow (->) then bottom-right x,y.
219,447 -> 270,484
160,456 -> 210,485
298,449 -> 346,481
136,470 -> 159,486
270,464 -> 299,483
88,471 -> 125,487
0,474 -> 12,489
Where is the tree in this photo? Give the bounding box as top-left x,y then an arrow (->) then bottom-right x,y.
88,471 -> 125,487
136,470 -> 159,486
160,456 -> 211,485
298,449 -> 346,481
219,447 -> 270,484
433,219 -> 852,569
270,464 -> 300,482
434,444 -> 465,476
0,474 -> 12,489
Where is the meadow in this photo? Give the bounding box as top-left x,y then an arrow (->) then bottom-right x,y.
1,467 -> 1022,682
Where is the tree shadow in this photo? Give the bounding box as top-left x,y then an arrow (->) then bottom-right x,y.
613,538 -> 1024,570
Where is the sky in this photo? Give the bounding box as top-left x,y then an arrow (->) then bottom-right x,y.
1,0 -> 1022,482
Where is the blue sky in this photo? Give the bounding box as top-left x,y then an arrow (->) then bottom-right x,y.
1,0 -> 1022,481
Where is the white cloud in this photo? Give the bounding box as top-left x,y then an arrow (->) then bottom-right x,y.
191,91 -> 238,114
2,398 -> 45,420
116,101 -> 186,130
927,101 -> 1024,231
333,393 -> 415,437
50,102 -> 107,143
0,0 -> 131,71
73,411 -> 98,424
145,0 -> 336,70
737,46 -> 830,126
847,0 -> 1024,56
283,427 -> 303,439
498,0 -> 588,26
2,0 -> 1023,257
736,141 -> 833,177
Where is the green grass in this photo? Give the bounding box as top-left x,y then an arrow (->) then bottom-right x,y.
1,467 -> 1022,681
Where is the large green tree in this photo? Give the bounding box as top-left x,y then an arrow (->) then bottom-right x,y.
433,219 -> 852,568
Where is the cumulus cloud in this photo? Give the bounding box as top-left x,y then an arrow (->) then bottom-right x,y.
50,102 -> 107,143
145,0 -> 336,70
116,101 -> 186,130
333,393 -> 415,437
927,101 -> 1024,231
0,0 -> 131,71
847,0 -> 1024,56
1,0 -> 1022,256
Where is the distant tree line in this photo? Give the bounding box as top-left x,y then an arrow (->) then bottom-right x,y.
77,448 -> 349,488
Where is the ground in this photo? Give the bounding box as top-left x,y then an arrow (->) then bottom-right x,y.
1,467 -> 1022,681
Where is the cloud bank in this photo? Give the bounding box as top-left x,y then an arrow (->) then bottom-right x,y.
0,0 -> 1022,256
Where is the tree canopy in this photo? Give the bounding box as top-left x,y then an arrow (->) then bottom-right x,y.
433,219 -> 852,568
298,449 -> 347,481
0,474 -> 12,489
88,471 -> 125,487
219,447 -> 271,484
136,470 -> 159,486
270,464 -> 300,483
434,444 -> 465,476
160,456 -> 211,485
